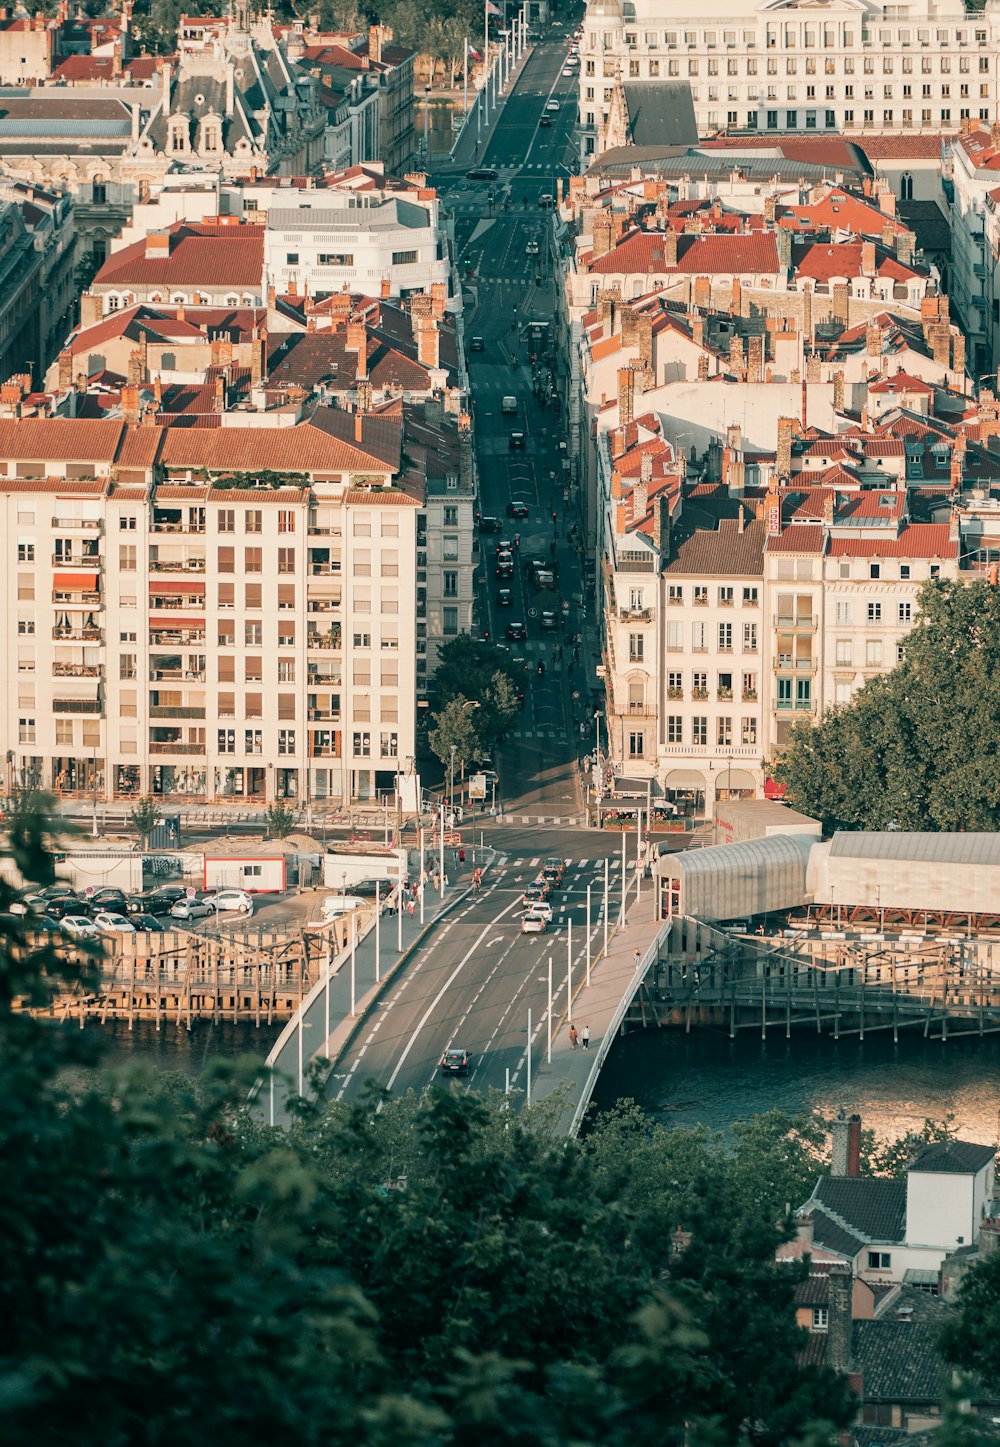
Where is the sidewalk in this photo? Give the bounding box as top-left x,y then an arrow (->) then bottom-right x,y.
441,42 -> 535,172
524,884 -> 667,1136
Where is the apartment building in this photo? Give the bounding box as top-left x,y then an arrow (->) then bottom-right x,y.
0,414 -> 430,807
579,0 -> 990,158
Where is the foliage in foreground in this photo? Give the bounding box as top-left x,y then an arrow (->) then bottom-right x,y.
774,579 -> 1000,832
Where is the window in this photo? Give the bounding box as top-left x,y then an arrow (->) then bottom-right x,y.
717,717 -> 732,746
443,505 -> 458,527
743,586 -> 758,605
718,586 -> 734,606
868,602 -> 882,623
286,252 -> 299,265
317,252 -> 354,267
119,544 -> 136,570
693,585 -> 708,605
629,633 -> 644,662
443,535 -> 459,562
392,250 -> 418,266
668,584 -> 684,604
245,510 -> 262,534
443,606 -> 458,635
628,731 -> 644,758
870,563 -> 881,580
836,600 -> 853,625
277,548 -> 295,574
867,1252 -> 892,1271
778,678 -> 792,710
692,716 -> 707,745
812,1307 -> 829,1331
245,548 -> 263,573
743,622 -> 758,652
381,731 -> 398,758
245,621 -> 262,647
17,543 -> 33,563
353,632 -> 371,649
218,509 -> 235,533
667,716 -> 683,742
120,514 -> 137,531
835,681 -> 852,706
443,570 -> 458,597
278,659 -> 295,683
120,653 -> 136,680
666,621 -> 683,650
17,619 -> 34,635
742,717 -> 757,746
692,621 -> 707,651
278,729 -> 295,754
898,601 -> 912,623
218,729 -> 235,754
278,510 -> 295,534
796,679 -> 811,709
718,622 -> 733,651
353,731 -> 371,757
836,639 -> 852,666
18,717 -> 34,744
245,730 -> 263,755
866,640 -> 883,667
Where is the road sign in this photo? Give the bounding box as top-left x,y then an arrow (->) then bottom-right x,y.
468,773 -> 487,801
84,885 -> 95,897
186,887 -> 196,899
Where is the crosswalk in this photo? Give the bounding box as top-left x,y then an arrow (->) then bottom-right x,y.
496,815 -> 588,825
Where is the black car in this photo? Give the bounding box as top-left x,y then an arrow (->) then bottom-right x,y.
42,893 -> 85,920
495,560 -> 514,580
539,610 -> 558,630
148,885 -> 188,907
131,914 -> 165,933
125,892 -> 176,917
470,335 -> 485,352
505,622 -> 527,642
507,500 -> 529,519
440,1047 -> 470,1076
478,514 -> 502,533
85,887 -> 129,916
539,115 -> 552,127
466,166 -> 498,181
496,587 -> 513,607
509,431 -> 526,450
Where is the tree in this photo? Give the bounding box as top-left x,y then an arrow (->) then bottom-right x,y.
264,801 -> 299,840
428,695 -> 480,776
430,635 -> 522,750
129,794 -> 162,848
774,579 -> 1000,831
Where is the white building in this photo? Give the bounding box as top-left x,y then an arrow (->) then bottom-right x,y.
578,0 -> 997,160
264,197 -> 450,305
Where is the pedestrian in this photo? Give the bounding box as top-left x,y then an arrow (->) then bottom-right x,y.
568,1023 -> 578,1050
581,1024 -> 590,1049
459,847 -> 466,864
432,871 -> 440,891
443,871 -> 449,887
634,948 -> 642,971
407,897 -> 416,916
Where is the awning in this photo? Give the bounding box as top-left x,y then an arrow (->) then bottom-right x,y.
613,775 -> 659,797
53,571 -> 100,590
148,579 -> 205,595
149,615 -> 205,628
764,777 -> 788,799
664,769 -> 707,790
720,768 -> 757,791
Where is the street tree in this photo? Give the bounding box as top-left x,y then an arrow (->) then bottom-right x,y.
774,579 -> 1000,831
432,632 -> 524,707
129,795 -> 162,848
427,695 -> 481,776
264,801 -> 299,840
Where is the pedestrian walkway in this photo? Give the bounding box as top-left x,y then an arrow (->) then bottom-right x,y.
513,886 -> 668,1136
443,40 -> 535,171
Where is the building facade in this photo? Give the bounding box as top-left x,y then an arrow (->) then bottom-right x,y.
578,0 -> 995,160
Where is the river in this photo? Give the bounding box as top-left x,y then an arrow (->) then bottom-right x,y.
84,1017 -> 1000,1146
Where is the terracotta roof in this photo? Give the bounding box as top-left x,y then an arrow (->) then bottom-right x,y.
777,192 -> 908,238
766,524 -> 825,554
869,371 -> 935,394
159,421 -> 393,476
0,478 -> 107,494
848,134 -> 950,161
794,240 -> 922,284
826,524 -> 956,559
587,230 -> 779,276
0,418 -> 124,462
344,488 -> 420,505
663,517 -> 766,577
117,429 -> 163,469
93,223 -> 265,291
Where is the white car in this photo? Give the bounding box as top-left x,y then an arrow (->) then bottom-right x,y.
319,894 -> 367,922
92,911 -> 135,934
562,66 -> 574,75
545,99 -> 560,111
518,900 -> 553,923
209,889 -> 255,916
526,239 -> 540,255
521,912 -> 548,934
61,915 -> 98,939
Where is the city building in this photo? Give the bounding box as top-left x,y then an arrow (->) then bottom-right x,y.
577,0 -> 992,161
0,176 -> 76,384
89,218 -> 266,315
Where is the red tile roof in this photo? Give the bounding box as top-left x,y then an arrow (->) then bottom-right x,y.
766,524 -> 825,554
869,371 -> 935,394
587,230 -> 779,276
848,134 -> 950,161
778,192 -> 907,239
0,418 -> 124,462
158,421 -> 393,476
94,223 -> 265,291
827,524 -> 955,559
794,240 -> 922,284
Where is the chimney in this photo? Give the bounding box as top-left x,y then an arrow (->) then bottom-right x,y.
112,40 -> 122,76
847,1113 -> 862,1177
693,275 -> 712,310
697,353 -> 709,382
120,385 -> 140,425
663,229 -> 678,267
833,370 -> 845,412
832,283 -> 849,325
127,347 -> 142,388
620,306 -> 639,347
251,328 -> 267,387
823,493 -> 834,526
598,289 -> 616,332
878,185 -> 896,218
747,334 -> 764,384
729,335 -> 745,379
764,194 -> 777,224
213,373 -> 225,413
690,314 -> 704,349
952,332 -> 966,378
831,1108 -> 858,1176
459,410 -> 473,490
805,352 -> 821,384
368,22 -> 383,64
58,348 -> 73,391
417,318 -> 440,371
776,227 -> 792,271
380,277 -> 392,300
861,240 -> 876,278
866,321 -> 882,359
430,282 -> 447,320
592,215 -> 613,259
354,411 -> 365,444
764,484 -> 782,535
80,292 -> 102,328
617,365 -> 635,427
827,1264 -> 853,1374
145,231 -> 170,261
776,416 -> 794,480
730,278 -> 742,317
632,477 -> 648,521
556,176 -> 564,207
931,323 -> 951,370
356,378 -> 373,415
637,314 -> 654,371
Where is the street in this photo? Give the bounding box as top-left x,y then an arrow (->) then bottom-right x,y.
434,30 -> 589,826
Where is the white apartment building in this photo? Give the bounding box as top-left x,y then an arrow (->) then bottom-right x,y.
0,415 -> 426,808
578,0 -> 994,158
264,197 -> 451,305
949,126 -> 1000,378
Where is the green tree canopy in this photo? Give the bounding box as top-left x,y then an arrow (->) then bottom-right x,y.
427,694 -> 481,773
430,634 -> 521,752
774,579 -> 1000,832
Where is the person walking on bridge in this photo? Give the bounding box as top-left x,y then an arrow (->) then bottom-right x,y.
581,1024 -> 590,1050
568,1023 -> 578,1050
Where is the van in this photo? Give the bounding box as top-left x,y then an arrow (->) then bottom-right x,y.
533,568 -> 555,590
318,894 -> 367,921
501,395 -> 519,415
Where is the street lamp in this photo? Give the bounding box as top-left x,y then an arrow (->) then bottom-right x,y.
423,85 -> 431,157
594,710 -> 604,806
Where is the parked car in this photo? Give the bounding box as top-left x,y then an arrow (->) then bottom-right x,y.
526,239 -> 540,255
521,912 -> 547,934
507,499 -> 529,519
92,911 -> 135,934
538,194 -> 555,208
545,99 -> 560,112
148,885 -> 188,908
61,915 -> 98,939
84,887 -> 130,916
319,895 -> 367,922
41,893 -> 85,920
539,609 -> 558,630
130,914 -> 165,933
440,1047 -> 470,1076
170,896 -> 216,921
470,335 -> 485,352
125,892 -> 175,917
209,889 -> 255,916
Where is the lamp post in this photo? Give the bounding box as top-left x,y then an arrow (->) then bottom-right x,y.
594,710 -> 603,806
423,85 -> 431,157
449,744 -> 457,820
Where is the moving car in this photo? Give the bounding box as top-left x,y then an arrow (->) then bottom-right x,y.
495,538 -> 514,555
518,899 -> 553,923
533,568 -> 556,591
539,115 -> 552,127
525,239 -> 539,255
92,912 -> 135,934
521,885 -> 548,907
544,857 -> 566,881
61,915 -> 98,939
501,395 -> 519,415
496,559 -> 514,580
507,499 -> 529,519
209,889 -> 255,916
505,621 -> 527,641
125,892 -> 176,918
478,514 -> 502,533
84,887 -> 130,915
509,431 -> 526,450
521,912 -> 547,934
440,1047 -> 470,1076
541,863 -> 564,887
466,166 -> 498,180
539,610 -> 558,630
539,193 -> 555,208
496,587 -> 513,607
562,65 -> 574,75
470,335 -> 485,352
170,895 -> 216,921
545,99 -> 560,112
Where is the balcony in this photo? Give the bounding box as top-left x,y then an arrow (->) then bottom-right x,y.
51,553 -> 102,567
149,557 -> 206,572
308,561 -> 342,576
150,668 -> 206,683
51,517 -> 101,531
52,662 -> 102,678
309,746 -> 341,758
52,626 -> 101,642
308,708 -> 342,722
149,741 -> 205,755
308,628 -> 341,650
53,698 -> 102,715
308,670 -> 341,685
149,596 -> 205,611
307,600 -> 341,615
774,614 -> 817,630
150,705 -> 206,719
619,606 -> 652,622
52,591 -> 101,605
150,520 -> 205,535
773,657 -> 816,671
